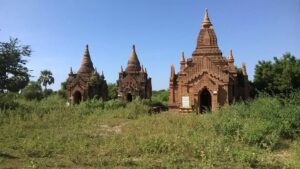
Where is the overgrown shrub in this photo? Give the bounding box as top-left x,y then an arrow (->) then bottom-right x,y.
0,92 -> 19,109
21,82 -> 43,101
152,90 -> 168,106
43,89 -> 53,97
214,92 -> 300,149
104,99 -> 126,110
79,99 -> 105,115
115,98 -> 151,119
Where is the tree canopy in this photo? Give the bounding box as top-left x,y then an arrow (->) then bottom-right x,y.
254,53 -> 300,95
108,83 -> 118,100
0,38 -> 31,92
37,70 -> 54,90
21,81 -> 43,100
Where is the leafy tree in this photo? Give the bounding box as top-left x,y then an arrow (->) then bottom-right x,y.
0,38 -> 31,92
37,70 -> 54,91
254,53 -> 300,95
152,89 -> 169,106
108,83 -> 118,100
21,81 -> 43,100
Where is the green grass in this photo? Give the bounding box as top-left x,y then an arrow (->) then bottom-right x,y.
0,94 -> 300,168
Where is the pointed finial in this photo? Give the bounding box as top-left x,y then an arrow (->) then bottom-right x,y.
145,67 -> 147,73
170,64 -> 175,80
120,66 -> 123,72
180,51 -> 185,63
228,49 -> 234,63
70,67 -> 73,74
242,63 -> 247,76
132,44 -> 136,51
83,44 -> 90,58
141,65 -> 144,72
202,8 -> 212,27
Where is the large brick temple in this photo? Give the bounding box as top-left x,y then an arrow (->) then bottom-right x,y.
168,9 -> 249,112
66,45 -> 108,104
117,45 -> 152,101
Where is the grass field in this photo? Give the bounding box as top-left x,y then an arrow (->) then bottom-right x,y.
0,94 -> 300,168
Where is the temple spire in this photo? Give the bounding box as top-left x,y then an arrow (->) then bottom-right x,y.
180,51 -> 185,63
180,52 -> 185,72
120,66 -> 123,73
202,8 -> 212,28
228,49 -> 234,63
193,9 -> 221,57
170,64 -> 175,80
242,63 -> 247,76
78,44 -> 94,73
126,44 -> 141,72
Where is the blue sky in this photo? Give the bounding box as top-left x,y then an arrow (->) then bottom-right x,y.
0,0 -> 299,90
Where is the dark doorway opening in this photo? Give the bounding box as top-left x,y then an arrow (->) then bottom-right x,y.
199,88 -> 212,113
127,93 -> 132,102
73,91 -> 82,104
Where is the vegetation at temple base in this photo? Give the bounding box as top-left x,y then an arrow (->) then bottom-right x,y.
1,42 -> 299,168
0,38 -> 31,93
152,89 -> 168,106
107,83 -> 118,100
0,91 -> 300,168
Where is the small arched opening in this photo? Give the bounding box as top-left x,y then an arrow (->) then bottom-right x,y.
73,91 -> 82,104
126,93 -> 133,102
199,88 -> 212,113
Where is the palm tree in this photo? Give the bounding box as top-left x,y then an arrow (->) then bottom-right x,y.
37,70 -> 54,91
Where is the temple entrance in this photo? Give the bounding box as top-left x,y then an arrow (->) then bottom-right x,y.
126,93 -> 133,102
73,91 -> 82,104
199,88 -> 212,113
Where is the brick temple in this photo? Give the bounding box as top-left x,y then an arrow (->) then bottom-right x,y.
66,45 -> 108,104
168,9 -> 249,113
117,45 -> 152,101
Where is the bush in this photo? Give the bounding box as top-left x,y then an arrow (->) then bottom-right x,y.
214,92 -> 300,149
104,99 -> 126,110
21,82 -> 43,101
79,98 -> 105,115
152,90 -> 168,106
0,92 -> 19,109
114,98 -> 151,119
43,89 -> 53,97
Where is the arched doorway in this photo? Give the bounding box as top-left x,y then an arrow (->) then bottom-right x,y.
73,91 -> 82,104
199,88 -> 212,113
126,93 -> 132,102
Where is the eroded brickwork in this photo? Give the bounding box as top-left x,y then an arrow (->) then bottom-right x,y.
117,45 -> 152,101
66,45 -> 108,104
169,9 -> 249,113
